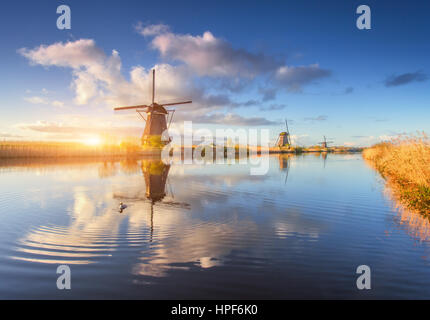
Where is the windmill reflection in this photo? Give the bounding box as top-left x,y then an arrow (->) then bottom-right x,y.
114,157 -> 190,241
321,152 -> 328,168
278,154 -> 291,184
142,159 -> 170,203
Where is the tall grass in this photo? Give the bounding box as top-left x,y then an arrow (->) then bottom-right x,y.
0,141 -> 142,158
363,133 -> 430,215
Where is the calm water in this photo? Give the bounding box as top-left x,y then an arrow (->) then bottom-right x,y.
0,154 -> 430,299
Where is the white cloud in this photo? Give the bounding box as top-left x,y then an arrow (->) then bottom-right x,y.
17,120 -> 142,139
19,39 -> 105,68
135,23 -> 170,36
142,24 -> 331,91
275,64 -> 331,92
19,33 -> 327,127
24,96 -> 65,108
51,100 -> 65,108
149,30 -> 278,78
24,96 -> 49,104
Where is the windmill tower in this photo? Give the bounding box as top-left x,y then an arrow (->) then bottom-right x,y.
114,69 -> 192,147
276,119 -> 292,148
319,136 -> 334,149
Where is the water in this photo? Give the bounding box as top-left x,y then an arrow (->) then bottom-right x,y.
0,154 -> 429,299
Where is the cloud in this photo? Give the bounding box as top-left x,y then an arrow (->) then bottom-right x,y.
274,64 -> 331,92
19,39 -> 126,105
19,39 -> 278,126
378,134 -> 397,141
260,104 -> 286,111
304,115 -> 327,121
24,96 -> 65,108
143,24 -> 331,90
24,96 -> 49,104
18,39 -> 105,69
175,113 -> 279,126
19,33 -> 326,127
149,30 -> 280,78
51,100 -> 65,108
217,78 -> 251,93
135,23 -> 170,36
259,87 -> 277,101
230,99 -> 260,108
385,71 -> 428,87
344,87 -> 354,94
18,121 -> 142,138
0,133 -> 24,139
343,142 -> 356,147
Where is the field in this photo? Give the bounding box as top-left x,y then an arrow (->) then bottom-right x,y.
363,134 -> 430,215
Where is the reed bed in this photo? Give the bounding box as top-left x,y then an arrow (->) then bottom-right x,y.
363,134 -> 430,215
0,141 -> 141,158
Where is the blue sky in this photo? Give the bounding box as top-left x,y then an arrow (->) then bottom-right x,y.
0,0 -> 429,146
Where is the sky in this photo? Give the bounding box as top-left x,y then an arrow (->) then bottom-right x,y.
0,0 -> 429,146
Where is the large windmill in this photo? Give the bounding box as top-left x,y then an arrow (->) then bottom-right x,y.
319,135 -> 334,149
276,119 -> 292,148
114,69 -> 192,147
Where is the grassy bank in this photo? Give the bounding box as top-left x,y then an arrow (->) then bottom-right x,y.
363,134 -> 430,215
0,141 -> 142,158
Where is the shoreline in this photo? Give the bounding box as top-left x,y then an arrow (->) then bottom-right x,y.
363,138 -> 430,216
0,142 -> 363,159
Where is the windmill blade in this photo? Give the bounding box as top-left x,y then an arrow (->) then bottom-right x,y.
152,69 -> 155,105
160,101 -> 192,107
114,105 -> 149,111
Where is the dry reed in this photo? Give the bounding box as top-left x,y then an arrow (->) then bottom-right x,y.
363,133 -> 430,215
0,141 -> 141,158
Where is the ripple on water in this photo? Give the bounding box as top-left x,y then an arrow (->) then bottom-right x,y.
7,221 -> 151,265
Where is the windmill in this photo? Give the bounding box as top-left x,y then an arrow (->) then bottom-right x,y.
276,119 -> 292,148
319,136 -> 334,149
114,69 -> 192,147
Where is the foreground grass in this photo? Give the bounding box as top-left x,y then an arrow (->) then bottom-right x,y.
0,141 -> 142,158
363,134 -> 430,215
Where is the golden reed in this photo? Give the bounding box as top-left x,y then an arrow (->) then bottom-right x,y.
363,133 -> 430,215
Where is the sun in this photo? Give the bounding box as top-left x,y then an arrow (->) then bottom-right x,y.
83,137 -> 102,146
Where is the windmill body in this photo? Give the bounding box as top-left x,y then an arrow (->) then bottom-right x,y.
114,70 -> 191,147
276,119 -> 292,148
142,103 -> 169,145
277,132 -> 290,147
319,136 -> 334,149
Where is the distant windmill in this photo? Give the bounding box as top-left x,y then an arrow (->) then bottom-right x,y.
276,119 -> 292,148
319,136 -> 334,149
114,69 -> 192,147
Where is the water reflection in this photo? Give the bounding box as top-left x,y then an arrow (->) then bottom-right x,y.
2,154 -> 430,298
278,154 -> 291,184
385,187 -> 430,244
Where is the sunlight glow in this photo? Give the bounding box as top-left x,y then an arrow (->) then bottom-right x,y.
83,137 -> 102,146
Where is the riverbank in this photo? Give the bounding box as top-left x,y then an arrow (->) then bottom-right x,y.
363,135 -> 430,215
0,141 -> 363,159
